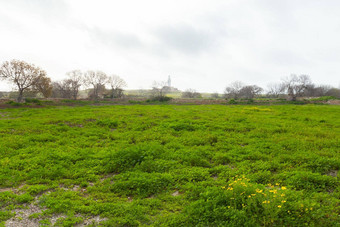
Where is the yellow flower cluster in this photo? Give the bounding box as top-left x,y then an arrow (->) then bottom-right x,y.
269,189 -> 278,194
221,177 -> 290,210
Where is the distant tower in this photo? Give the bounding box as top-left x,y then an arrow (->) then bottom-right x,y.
167,75 -> 171,87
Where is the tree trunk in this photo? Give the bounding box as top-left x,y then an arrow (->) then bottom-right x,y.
17,89 -> 24,103
287,94 -> 296,101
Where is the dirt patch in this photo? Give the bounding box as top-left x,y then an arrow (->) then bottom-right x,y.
171,191 -> 181,196
127,196 -> 133,202
5,192 -> 107,227
327,100 -> 340,105
5,203 -> 46,227
0,184 -> 27,194
327,170 -> 338,177
76,216 -> 108,226
64,121 -> 84,128
212,175 -> 218,180
100,173 -> 116,182
0,187 -> 12,193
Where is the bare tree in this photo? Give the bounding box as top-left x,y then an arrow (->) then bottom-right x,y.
239,85 -> 263,99
266,83 -> 283,98
66,70 -> 83,99
84,70 -> 108,100
0,60 -> 48,102
181,89 -> 202,98
108,75 -> 127,98
281,74 -> 312,101
51,81 -> 64,98
224,81 -> 244,99
210,92 -> 219,98
33,75 -> 53,98
303,84 -> 332,97
151,80 -> 168,98
51,80 -> 72,98
326,87 -> 340,98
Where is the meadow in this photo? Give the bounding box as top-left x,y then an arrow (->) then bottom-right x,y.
0,104 -> 339,226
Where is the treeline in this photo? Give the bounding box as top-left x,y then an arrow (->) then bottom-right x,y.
0,59 -> 127,102
224,75 -> 340,101
0,59 -> 339,102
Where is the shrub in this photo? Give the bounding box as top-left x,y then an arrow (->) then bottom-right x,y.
104,148 -> 145,173
310,96 -> 337,101
278,171 -> 338,191
151,96 -> 172,102
110,172 -> 174,197
25,98 -> 42,105
96,119 -> 118,128
228,99 -> 237,104
178,176 -> 332,226
16,193 -> 34,204
5,100 -> 23,106
167,121 -> 197,131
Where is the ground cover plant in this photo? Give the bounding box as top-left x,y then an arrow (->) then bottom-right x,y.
0,104 -> 339,226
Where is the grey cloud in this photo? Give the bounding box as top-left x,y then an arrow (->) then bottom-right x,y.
1,0 -> 76,29
154,25 -> 220,55
265,49 -> 311,67
14,0 -> 70,23
88,27 -> 144,50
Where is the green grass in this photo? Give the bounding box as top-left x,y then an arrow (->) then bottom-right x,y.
0,105 -> 339,226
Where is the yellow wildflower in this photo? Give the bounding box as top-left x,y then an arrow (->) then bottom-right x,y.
278,205 -> 282,208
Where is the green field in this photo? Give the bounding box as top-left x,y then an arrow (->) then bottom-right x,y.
0,104 -> 339,226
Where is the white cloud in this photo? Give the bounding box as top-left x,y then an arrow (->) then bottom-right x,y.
0,0 -> 339,92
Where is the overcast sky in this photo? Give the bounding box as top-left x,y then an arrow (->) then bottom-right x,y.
0,0 -> 340,92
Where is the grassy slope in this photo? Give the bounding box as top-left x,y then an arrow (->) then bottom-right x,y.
0,105 -> 339,226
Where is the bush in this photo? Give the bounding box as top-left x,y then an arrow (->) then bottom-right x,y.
167,121 -> 197,131
247,98 -> 254,104
105,148 -> 145,173
5,100 -> 24,106
151,96 -> 172,102
25,98 -> 42,105
279,171 -> 338,191
110,172 -> 174,197
96,119 -> 118,128
310,96 -> 337,101
178,176 -> 332,226
228,99 -> 237,104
